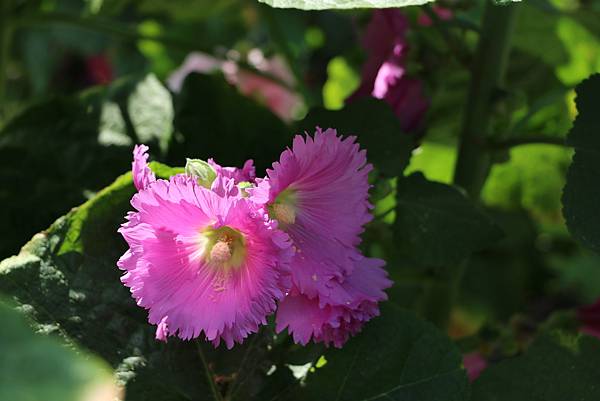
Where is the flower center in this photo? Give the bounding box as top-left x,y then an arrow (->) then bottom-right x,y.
203,226 -> 245,269
269,188 -> 298,227
271,203 -> 296,225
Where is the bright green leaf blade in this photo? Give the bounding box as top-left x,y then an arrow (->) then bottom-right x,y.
472,334 -> 600,400
394,173 -> 502,267
0,301 -> 118,401
257,0 -> 432,10
284,304 -> 469,401
297,98 -> 414,177
562,74 -> 600,253
127,74 -> 174,153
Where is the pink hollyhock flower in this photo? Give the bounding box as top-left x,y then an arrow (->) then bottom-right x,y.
118,172 -> 293,348
132,144 -> 156,191
347,10 -> 429,134
578,298 -> 600,339
168,50 -> 301,122
276,256 -> 391,347
208,158 -> 256,184
463,352 -> 488,381
249,128 -> 374,299
418,6 -> 453,27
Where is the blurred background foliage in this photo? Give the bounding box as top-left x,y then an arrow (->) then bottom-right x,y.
2,0 -> 600,399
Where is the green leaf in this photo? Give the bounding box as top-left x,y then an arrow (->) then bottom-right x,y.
394,173 -> 502,268
297,98 -> 414,177
170,73 -> 291,172
472,334 -> 600,400
127,74 -> 174,153
257,0 -> 433,10
0,301 -> 118,401
185,158 -> 217,188
284,304 -> 469,401
0,164 -> 213,401
562,74 -> 600,253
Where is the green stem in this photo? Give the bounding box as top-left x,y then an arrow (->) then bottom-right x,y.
453,1 -> 519,197
423,1 -> 519,329
0,0 -> 14,118
196,342 -> 223,401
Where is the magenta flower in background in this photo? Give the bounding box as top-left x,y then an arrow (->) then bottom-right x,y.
118,151 -> 293,348
347,10 -> 429,134
417,6 -> 453,27
463,352 -> 488,382
578,298 -> 600,339
168,50 -> 301,122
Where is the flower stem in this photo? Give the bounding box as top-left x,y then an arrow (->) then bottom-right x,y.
423,1 -> 519,329
453,1 -> 519,197
196,342 -> 224,401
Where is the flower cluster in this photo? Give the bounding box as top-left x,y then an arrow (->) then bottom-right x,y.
117,129 -> 391,349
347,10 -> 429,134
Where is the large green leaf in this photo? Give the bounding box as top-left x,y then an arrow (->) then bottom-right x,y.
297,98 -> 414,177
257,0 -> 432,10
562,74 -> 600,253
0,164 -> 217,401
282,304 -> 469,401
0,301 -> 118,401
394,173 -> 502,268
0,74 -> 172,260
472,334 -> 600,400
170,73 -> 291,173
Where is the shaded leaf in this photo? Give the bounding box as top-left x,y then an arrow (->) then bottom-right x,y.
394,173 -> 502,268
562,74 -> 600,253
170,73 -> 291,173
0,300 -> 119,401
283,304 -> 469,401
472,334 -> 600,401
297,98 -> 414,177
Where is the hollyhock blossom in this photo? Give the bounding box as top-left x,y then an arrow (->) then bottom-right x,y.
250,128 -> 391,346
578,298 -> 600,339
347,10 -> 429,134
118,152 -> 293,348
276,257 -> 391,347
250,128 -> 374,299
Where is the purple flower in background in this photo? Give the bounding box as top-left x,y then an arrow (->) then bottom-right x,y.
578,298 -> 600,339
347,10 -> 429,134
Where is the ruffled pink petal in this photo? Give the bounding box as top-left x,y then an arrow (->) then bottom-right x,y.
256,128 -> 374,300
276,256 -> 390,348
118,175 -> 292,348
208,158 -> 256,184
132,144 -> 156,191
